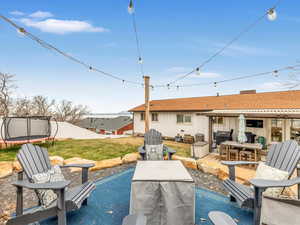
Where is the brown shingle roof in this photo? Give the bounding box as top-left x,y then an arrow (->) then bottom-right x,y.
129,90 -> 300,112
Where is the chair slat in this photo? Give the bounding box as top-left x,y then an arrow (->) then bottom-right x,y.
144,129 -> 162,145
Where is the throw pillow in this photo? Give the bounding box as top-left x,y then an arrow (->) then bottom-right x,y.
145,144 -> 164,160
32,165 -> 66,208
254,162 -> 289,198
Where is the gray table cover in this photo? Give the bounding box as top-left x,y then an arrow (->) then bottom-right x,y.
130,161 -> 195,225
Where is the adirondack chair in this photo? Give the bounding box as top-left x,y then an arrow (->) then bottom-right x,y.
138,129 -> 176,160
222,140 -> 300,225
7,144 -> 96,225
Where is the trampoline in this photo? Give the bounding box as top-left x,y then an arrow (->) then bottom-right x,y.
0,116 -> 58,145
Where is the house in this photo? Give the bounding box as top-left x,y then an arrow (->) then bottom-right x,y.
78,116 -> 133,135
129,90 -> 300,151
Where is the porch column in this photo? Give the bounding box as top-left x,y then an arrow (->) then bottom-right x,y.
208,116 -> 213,152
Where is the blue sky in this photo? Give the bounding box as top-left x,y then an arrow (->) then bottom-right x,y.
1,0 -> 300,112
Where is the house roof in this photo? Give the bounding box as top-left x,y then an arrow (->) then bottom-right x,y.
78,116 -> 132,131
129,90 -> 300,112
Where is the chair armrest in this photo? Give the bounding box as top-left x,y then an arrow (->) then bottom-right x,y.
138,146 -> 146,153
164,145 -> 176,154
221,161 -> 259,166
250,177 -> 300,188
61,163 -> 95,168
12,180 -> 70,190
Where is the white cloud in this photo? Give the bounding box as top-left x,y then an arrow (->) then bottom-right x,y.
192,72 -> 221,78
213,43 -> 283,57
165,66 -> 222,79
10,10 -> 25,16
19,18 -> 109,34
165,66 -> 189,73
259,81 -> 287,90
29,11 -> 54,19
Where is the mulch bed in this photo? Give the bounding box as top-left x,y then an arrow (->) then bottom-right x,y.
0,163 -> 226,225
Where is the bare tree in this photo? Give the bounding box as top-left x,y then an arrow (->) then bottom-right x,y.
12,97 -> 33,116
31,95 -> 55,116
55,100 -> 89,124
0,73 -> 15,116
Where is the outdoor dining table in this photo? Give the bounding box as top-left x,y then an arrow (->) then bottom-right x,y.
221,141 -> 263,162
130,160 -> 195,225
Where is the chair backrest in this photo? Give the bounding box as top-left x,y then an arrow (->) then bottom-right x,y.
266,140 -> 300,176
17,144 -> 52,180
144,129 -> 163,145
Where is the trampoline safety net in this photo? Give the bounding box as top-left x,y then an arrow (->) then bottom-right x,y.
1,116 -> 52,143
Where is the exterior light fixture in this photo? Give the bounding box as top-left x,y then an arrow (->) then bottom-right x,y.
267,8 -> 277,21
128,0 -> 134,14
195,67 -> 200,75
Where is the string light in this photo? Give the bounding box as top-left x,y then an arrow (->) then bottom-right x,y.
128,0 -> 134,14
164,0 -> 283,86
214,82 -> 217,88
176,85 -> 180,91
195,67 -> 200,76
138,57 -> 143,64
0,14 -> 143,87
167,84 -> 170,89
267,8 -> 277,21
273,70 -> 279,77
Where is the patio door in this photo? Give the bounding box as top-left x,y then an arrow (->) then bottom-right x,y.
290,119 -> 300,144
271,119 -> 283,142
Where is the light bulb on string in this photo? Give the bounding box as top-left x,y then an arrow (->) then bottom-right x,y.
151,85 -> 154,91
195,67 -> 201,76
122,80 -> 125,86
214,82 -> 217,88
273,70 -> 279,77
89,66 -> 93,72
138,57 -> 143,64
128,0 -> 134,14
267,8 -> 277,21
17,27 -> 26,36
167,84 -> 170,90
176,85 -> 179,91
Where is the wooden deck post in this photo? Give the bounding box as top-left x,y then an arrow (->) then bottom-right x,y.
144,76 -> 150,133
208,116 -> 213,152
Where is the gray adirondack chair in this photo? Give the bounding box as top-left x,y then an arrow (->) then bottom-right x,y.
138,129 -> 176,160
7,144 -> 96,225
222,140 -> 300,225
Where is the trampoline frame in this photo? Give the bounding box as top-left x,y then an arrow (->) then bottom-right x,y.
0,116 -> 58,146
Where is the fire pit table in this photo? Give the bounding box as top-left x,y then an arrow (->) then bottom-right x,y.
130,160 -> 195,225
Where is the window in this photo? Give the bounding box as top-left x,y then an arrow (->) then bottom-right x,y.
246,120 -> 263,128
291,119 -> 300,144
177,114 -> 192,124
140,113 -> 145,121
271,119 -> 283,142
152,113 -> 158,121
212,117 -> 223,124
177,114 -> 184,123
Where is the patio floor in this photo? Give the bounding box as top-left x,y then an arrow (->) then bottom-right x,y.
40,168 -> 253,225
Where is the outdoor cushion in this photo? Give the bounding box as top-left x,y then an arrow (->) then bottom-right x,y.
145,144 -> 164,160
254,162 -> 289,198
32,165 -> 66,208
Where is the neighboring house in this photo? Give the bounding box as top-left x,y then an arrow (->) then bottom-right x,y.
129,90 -> 300,151
79,116 -> 133,135
83,112 -> 133,119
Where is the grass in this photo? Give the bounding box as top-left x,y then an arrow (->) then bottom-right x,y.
0,137 -> 191,161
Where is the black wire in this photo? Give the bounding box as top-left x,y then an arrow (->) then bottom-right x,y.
130,1 -> 145,76
155,64 -> 300,88
0,14 -> 143,86
166,0 -> 284,86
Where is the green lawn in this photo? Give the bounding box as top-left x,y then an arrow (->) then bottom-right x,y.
0,137 -> 191,161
